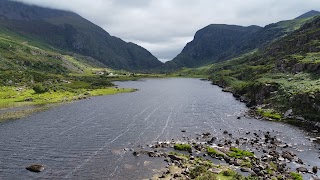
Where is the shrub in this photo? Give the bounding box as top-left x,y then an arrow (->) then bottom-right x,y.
190,165 -> 217,180
222,169 -> 237,176
33,84 -> 48,94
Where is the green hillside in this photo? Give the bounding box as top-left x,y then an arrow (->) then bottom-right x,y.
0,27 -> 139,119
207,15 -> 320,123
166,11 -> 319,70
0,0 -> 163,71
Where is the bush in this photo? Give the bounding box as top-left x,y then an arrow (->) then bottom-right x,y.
33,84 -> 48,94
190,165 -> 217,180
174,144 -> 192,151
222,169 -> 237,176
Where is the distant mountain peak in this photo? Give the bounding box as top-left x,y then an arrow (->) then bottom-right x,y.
295,10 -> 320,19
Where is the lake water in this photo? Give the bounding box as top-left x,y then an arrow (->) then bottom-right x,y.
0,78 -> 319,179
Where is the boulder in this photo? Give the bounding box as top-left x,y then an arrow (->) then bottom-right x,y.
24,98 -> 33,102
26,164 -> 45,173
132,151 -> 140,156
282,151 -> 295,161
168,155 -> 183,161
312,166 -> 318,174
296,167 -> 308,173
210,168 -> 222,174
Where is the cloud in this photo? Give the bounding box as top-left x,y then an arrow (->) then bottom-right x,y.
12,0 -> 320,62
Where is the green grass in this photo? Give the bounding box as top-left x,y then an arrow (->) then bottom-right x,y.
207,147 -> 225,157
0,105 -> 53,122
173,144 -> 192,151
0,87 -> 135,109
256,108 -> 282,120
290,172 -> 303,180
227,147 -> 254,158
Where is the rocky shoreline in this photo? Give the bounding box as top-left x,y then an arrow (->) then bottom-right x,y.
210,80 -> 320,133
133,130 -> 320,180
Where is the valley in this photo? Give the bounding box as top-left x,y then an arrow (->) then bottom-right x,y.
0,0 -> 319,179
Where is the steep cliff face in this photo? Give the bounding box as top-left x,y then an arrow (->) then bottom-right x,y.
166,25 -> 261,68
0,0 -> 163,71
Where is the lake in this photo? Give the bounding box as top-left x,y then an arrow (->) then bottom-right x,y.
0,78 -> 319,179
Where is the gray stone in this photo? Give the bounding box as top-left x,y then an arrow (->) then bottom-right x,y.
26,164 -> 45,173
296,167 -> 308,173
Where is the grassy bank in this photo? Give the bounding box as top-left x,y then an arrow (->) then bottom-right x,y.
0,86 -> 136,121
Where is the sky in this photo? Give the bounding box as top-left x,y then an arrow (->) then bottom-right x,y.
13,0 -> 320,62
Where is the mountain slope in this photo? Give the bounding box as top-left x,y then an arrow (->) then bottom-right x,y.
0,0 -> 163,71
208,15 -> 320,122
166,25 -> 261,68
295,10 -> 320,19
167,11 -> 319,69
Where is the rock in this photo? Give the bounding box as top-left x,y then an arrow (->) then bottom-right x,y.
278,144 -> 288,148
282,151 -> 295,161
133,151 -> 140,156
313,166 -> 318,174
284,109 -> 293,118
202,132 -> 211,138
181,130 -> 186,133
240,167 -> 250,172
296,167 -> 308,173
311,130 -> 319,133
207,137 -> 217,144
237,116 -> 241,119
253,167 -> 261,174
233,159 -> 241,166
24,97 -> 33,102
296,158 -> 303,165
311,175 -> 320,180
148,151 -> 159,157
224,156 -> 231,163
296,117 -> 305,121
310,138 -> 318,142
190,156 -> 195,160
235,139 -> 240,145
26,164 -> 45,173
223,130 -> 228,134
277,163 -> 286,173
168,155 -> 183,161
210,168 -> 222,174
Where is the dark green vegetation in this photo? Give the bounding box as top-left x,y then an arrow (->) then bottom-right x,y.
0,0 -> 163,71
172,11 -> 320,125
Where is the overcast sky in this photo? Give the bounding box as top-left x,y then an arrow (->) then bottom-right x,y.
13,0 -> 320,62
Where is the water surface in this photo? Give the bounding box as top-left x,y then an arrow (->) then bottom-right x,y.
0,78 -> 319,179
